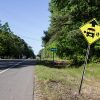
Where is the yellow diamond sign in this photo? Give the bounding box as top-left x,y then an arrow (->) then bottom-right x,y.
80,18 -> 100,45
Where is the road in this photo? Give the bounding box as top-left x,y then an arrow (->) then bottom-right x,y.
0,59 -> 35,100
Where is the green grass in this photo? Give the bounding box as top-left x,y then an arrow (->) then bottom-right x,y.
35,63 -> 100,100
85,63 -> 100,79
35,63 -> 100,82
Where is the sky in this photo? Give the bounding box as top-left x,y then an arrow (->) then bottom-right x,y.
0,0 -> 50,55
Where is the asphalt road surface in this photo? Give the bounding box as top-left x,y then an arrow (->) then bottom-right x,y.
0,59 -> 35,100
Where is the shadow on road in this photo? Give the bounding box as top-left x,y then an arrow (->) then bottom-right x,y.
0,59 -> 36,70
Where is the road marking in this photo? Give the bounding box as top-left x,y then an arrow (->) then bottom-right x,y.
0,68 -> 10,74
0,60 -> 25,75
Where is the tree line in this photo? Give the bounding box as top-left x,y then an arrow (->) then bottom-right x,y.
0,21 -> 35,59
41,0 -> 100,64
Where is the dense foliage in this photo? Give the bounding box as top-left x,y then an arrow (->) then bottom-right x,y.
0,22 -> 35,59
42,0 -> 100,64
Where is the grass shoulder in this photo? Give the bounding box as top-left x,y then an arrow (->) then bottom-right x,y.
34,63 -> 100,100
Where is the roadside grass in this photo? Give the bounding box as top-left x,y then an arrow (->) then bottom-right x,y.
34,63 -> 100,100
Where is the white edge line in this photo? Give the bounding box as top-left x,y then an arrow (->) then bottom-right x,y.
0,60 -> 26,74
0,68 -> 10,74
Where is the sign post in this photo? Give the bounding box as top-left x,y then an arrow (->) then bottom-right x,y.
53,51 -> 54,62
79,44 -> 90,94
50,48 -> 57,62
79,18 -> 100,94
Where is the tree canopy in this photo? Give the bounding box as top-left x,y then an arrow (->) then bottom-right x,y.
42,0 -> 100,64
0,21 -> 35,59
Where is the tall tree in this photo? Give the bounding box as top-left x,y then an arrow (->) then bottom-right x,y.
42,0 -> 100,64
0,21 -> 35,59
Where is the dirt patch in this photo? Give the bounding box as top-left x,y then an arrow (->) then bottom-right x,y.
34,77 -> 100,100
34,78 -> 77,100
80,78 -> 100,100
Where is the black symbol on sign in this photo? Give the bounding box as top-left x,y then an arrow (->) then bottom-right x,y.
90,20 -> 98,27
84,28 -> 99,38
84,28 -> 95,38
96,33 -> 100,37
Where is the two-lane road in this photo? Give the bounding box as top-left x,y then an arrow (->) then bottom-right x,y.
0,59 -> 35,100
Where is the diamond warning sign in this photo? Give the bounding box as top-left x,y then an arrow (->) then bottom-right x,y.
80,18 -> 100,45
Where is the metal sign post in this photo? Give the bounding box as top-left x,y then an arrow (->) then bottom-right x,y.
79,18 -> 100,94
50,48 -> 57,63
53,51 -> 55,62
79,44 -> 90,94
